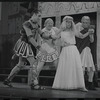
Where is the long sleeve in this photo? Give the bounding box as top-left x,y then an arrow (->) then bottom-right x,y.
75,22 -> 83,37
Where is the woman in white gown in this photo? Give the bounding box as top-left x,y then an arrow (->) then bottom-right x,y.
52,16 -> 88,91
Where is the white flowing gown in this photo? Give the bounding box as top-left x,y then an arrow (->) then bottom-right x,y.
52,31 -> 86,90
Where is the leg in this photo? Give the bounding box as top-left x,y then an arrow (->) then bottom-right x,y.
37,61 -> 45,76
93,70 -> 99,87
27,57 -> 45,90
53,59 -> 58,69
33,61 -> 45,90
88,68 -> 94,82
87,67 -> 96,90
27,56 -> 38,85
3,56 -> 24,87
81,47 -> 95,90
83,67 -> 88,87
77,67 -> 88,92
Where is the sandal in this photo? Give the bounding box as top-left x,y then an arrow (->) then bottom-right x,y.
30,84 -> 45,90
3,79 -> 13,88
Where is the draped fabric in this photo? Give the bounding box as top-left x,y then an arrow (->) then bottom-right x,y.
13,21 -> 41,58
76,28 -> 91,53
52,31 -> 86,90
36,27 -> 59,62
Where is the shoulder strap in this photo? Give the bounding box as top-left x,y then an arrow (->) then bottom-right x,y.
24,21 -> 33,30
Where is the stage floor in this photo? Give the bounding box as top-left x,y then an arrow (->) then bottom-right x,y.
0,82 -> 100,99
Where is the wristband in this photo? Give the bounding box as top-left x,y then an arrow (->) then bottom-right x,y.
28,35 -> 33,39
36,45 -> 41,50
40,32 -> 44,37
49,35 -> 53,39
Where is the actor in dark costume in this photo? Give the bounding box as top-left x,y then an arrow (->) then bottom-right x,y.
3,12 -> 46,90
76,16 -> 96,90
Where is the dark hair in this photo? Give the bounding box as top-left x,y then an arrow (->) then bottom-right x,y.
27,9 -> 39,14
24,13 -> 31,21
27,2 -> 38,14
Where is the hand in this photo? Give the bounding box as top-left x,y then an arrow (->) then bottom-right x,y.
32,29 -> 36,33
44,30 -> 50,34
51,34 -> 58,39
64,42 -> 70,47
62,42 -> 70,47
42,31 -> 50,38
88,29 -> 94,34
39,47 -> 48,54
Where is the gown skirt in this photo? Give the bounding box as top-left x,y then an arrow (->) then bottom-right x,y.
36,42 -> 59,62
52,45 -> 86,90
81,47 -> 95,71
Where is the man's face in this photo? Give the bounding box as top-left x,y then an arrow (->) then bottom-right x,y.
31,12 -> 41,23
30,12 -> 41,29
81,19 -> 90,29
35,12 -> 41,24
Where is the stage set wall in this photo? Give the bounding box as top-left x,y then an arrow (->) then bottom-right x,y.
39,2 -> 100,71
0,2 -> 100,71
0,2 -> 26,68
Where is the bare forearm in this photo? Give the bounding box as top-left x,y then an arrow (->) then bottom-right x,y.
78,32 -> 89,39
29,37 -> 38,47
51,34 -> 60,40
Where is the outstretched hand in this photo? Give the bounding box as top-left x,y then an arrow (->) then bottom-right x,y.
88,29 -> 94,34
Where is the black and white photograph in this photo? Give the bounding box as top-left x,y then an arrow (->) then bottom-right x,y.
0,1 -> 100,100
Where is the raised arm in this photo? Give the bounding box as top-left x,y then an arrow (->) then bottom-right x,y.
51,28 -> 62,39
75,22 -> 90,39
77,31 -> 90,39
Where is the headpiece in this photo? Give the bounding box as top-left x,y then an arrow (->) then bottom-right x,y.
63,16 -> 73,22
44,18 -> 54,26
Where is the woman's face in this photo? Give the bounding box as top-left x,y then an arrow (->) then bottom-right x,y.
66,21 -> 72,29
46,21 -> 53,30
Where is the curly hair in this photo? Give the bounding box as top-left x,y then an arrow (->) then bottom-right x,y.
44,18 -> 54,27
60,16 -> 76,33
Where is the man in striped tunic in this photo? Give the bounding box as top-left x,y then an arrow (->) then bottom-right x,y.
3,11 -> 46,90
